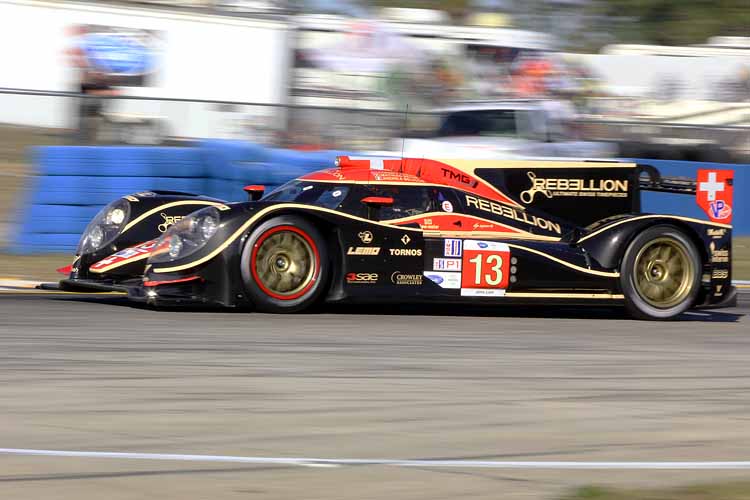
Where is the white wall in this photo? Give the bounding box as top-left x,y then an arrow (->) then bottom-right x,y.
569,53 -> 750,100
0,0 -> 291,136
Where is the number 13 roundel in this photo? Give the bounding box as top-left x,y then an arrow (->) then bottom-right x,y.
461,241 -> 510,296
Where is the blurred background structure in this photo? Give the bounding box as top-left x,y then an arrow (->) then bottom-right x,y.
0,0 -> 748,258
0,0 -> 748,154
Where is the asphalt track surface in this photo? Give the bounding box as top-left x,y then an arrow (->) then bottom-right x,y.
1,290 -> 749,500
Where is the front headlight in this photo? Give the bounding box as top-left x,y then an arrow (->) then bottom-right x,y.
149,207 -> 221,263
77,198 -> 131,255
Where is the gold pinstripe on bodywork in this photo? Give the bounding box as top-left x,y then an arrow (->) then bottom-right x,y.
383,211 -> 561,242
578,214 -> 732,243
153,203 -> 619,277
121,200 -> 228,234
505,243 -> 619,278
504,292 -> 624,299
440,159 -> 637,170
152,203 -> 424,273
423,231 -> 560,241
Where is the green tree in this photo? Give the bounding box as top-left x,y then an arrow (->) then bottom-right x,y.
598,0 -> 750,46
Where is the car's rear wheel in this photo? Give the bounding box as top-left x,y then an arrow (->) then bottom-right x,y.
620,225 -> 701,320
240,216 -> 329,313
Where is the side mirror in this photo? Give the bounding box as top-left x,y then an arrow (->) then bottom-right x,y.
361,196 -> 394,208
243,185 -> 265,201
361,196 -> 393,220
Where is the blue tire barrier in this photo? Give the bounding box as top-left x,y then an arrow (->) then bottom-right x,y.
29,176 -> 206,206
9,144 -> 747,255
19,204 -> 101,235
8,142 -> 352,253
34,146 -> 205,178
10,233 -> 81,254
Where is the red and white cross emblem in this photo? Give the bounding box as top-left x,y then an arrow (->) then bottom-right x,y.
698,171 -> 724,202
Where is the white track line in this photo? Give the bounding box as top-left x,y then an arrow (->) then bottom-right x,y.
2,448 -> 750,470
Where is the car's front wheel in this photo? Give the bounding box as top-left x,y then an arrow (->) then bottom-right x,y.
240,216 -> 329,313
620,225 -> 701,320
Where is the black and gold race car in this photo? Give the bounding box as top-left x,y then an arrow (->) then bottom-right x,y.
54,157 -> 735,320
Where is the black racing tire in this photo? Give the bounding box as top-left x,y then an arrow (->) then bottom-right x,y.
240,216 -> 329,313
620,225 -> 701,320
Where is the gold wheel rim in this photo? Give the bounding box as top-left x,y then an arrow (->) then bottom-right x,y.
254,231 -> 315,297
633,237 -> 694,309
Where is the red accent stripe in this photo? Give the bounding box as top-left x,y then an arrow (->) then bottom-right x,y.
57,265 -> 73,275
250,225 -> 320,301
392,214 -> 523,233
143,276 -> 203,287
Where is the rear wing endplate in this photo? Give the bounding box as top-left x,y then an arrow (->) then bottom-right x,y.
638,164 -> 734,225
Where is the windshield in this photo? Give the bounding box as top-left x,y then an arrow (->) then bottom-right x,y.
438,110 -> 518,137
263,181 -> 350,209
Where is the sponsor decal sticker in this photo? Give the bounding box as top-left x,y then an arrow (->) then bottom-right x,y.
440,167 -> 479,188
709,241 -> 729,263
712,269 -> 729,279
390,271 -> 422,286
697,170 -> 734,224
433,258 -> 461,271
358,231 -> 373,244
347,247 -> 381,256
389,248 -> 422,256
441,200 -> 454,212
158,213 -> 183,233
520,171 -> 629,204
401,234 -> 411,245
707,228 -> 727,239
465,195 -> 562,234
460,240 -> 510,296
424,271 -> 461,289
444,239 -> 462,257
709,200 -> 732,221
346,272 -> 378,284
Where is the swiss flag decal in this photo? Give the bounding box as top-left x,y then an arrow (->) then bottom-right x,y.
696,170 -> 733,224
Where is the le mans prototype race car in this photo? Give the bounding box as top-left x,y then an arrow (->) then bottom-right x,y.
54,157 -> 735,320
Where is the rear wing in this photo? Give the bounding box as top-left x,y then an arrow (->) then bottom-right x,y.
638,165 -> 695,194
638,164 -> 734,225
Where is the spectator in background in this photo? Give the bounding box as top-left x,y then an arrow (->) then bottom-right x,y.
78,70 -> 120,143
66,25 -> 121,143
739,66 -> 750,102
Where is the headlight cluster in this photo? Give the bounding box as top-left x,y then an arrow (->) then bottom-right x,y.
149,207 -> 221,263
77,199 -> 131,255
